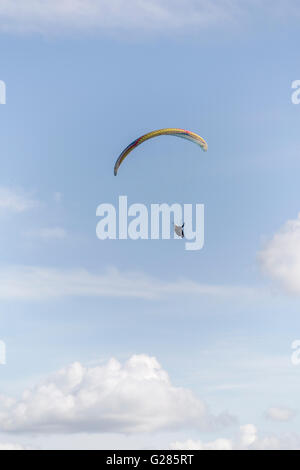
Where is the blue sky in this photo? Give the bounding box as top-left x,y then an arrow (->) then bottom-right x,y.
0,0 -> 300,450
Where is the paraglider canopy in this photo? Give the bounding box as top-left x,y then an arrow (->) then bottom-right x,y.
114,128 -> 207,176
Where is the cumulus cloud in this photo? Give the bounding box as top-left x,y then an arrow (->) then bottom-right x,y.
0,187 -> 38,213
0,354 -> 235,434
0,265 -> 256,301
259,213 -> 300,294
265,407 -> 296,422
0,0 -> 298,36
170,424 -> 300,450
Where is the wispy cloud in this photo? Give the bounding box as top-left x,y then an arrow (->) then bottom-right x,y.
0,187 -> 39,213
0,0 -> 298,36
0,0 -> 239,34
24,227 -> 67,240
265,407 -> 296,422
0,265 -> 257,301
0,354 -> 235,434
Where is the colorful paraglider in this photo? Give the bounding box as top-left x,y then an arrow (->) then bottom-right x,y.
114,128 -> 207,175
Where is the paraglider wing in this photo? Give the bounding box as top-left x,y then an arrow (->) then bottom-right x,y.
114,128 -> 208,175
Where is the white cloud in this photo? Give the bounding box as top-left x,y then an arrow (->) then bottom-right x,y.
0,187 -> 38,213
170,424 -> 256,450
171,437 -> 233,450
0,442 -> 31,450
239,424 -> 257,447
0,0 -> 240,34
253,434 -> 300,450
0,0 -> 298,35
265,407 -> 296,422
0,265 -> 256,301
24,227 -> 67,240
0,354 -> 235,434
170,424 -> 300,450
259,213 -> 300,294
